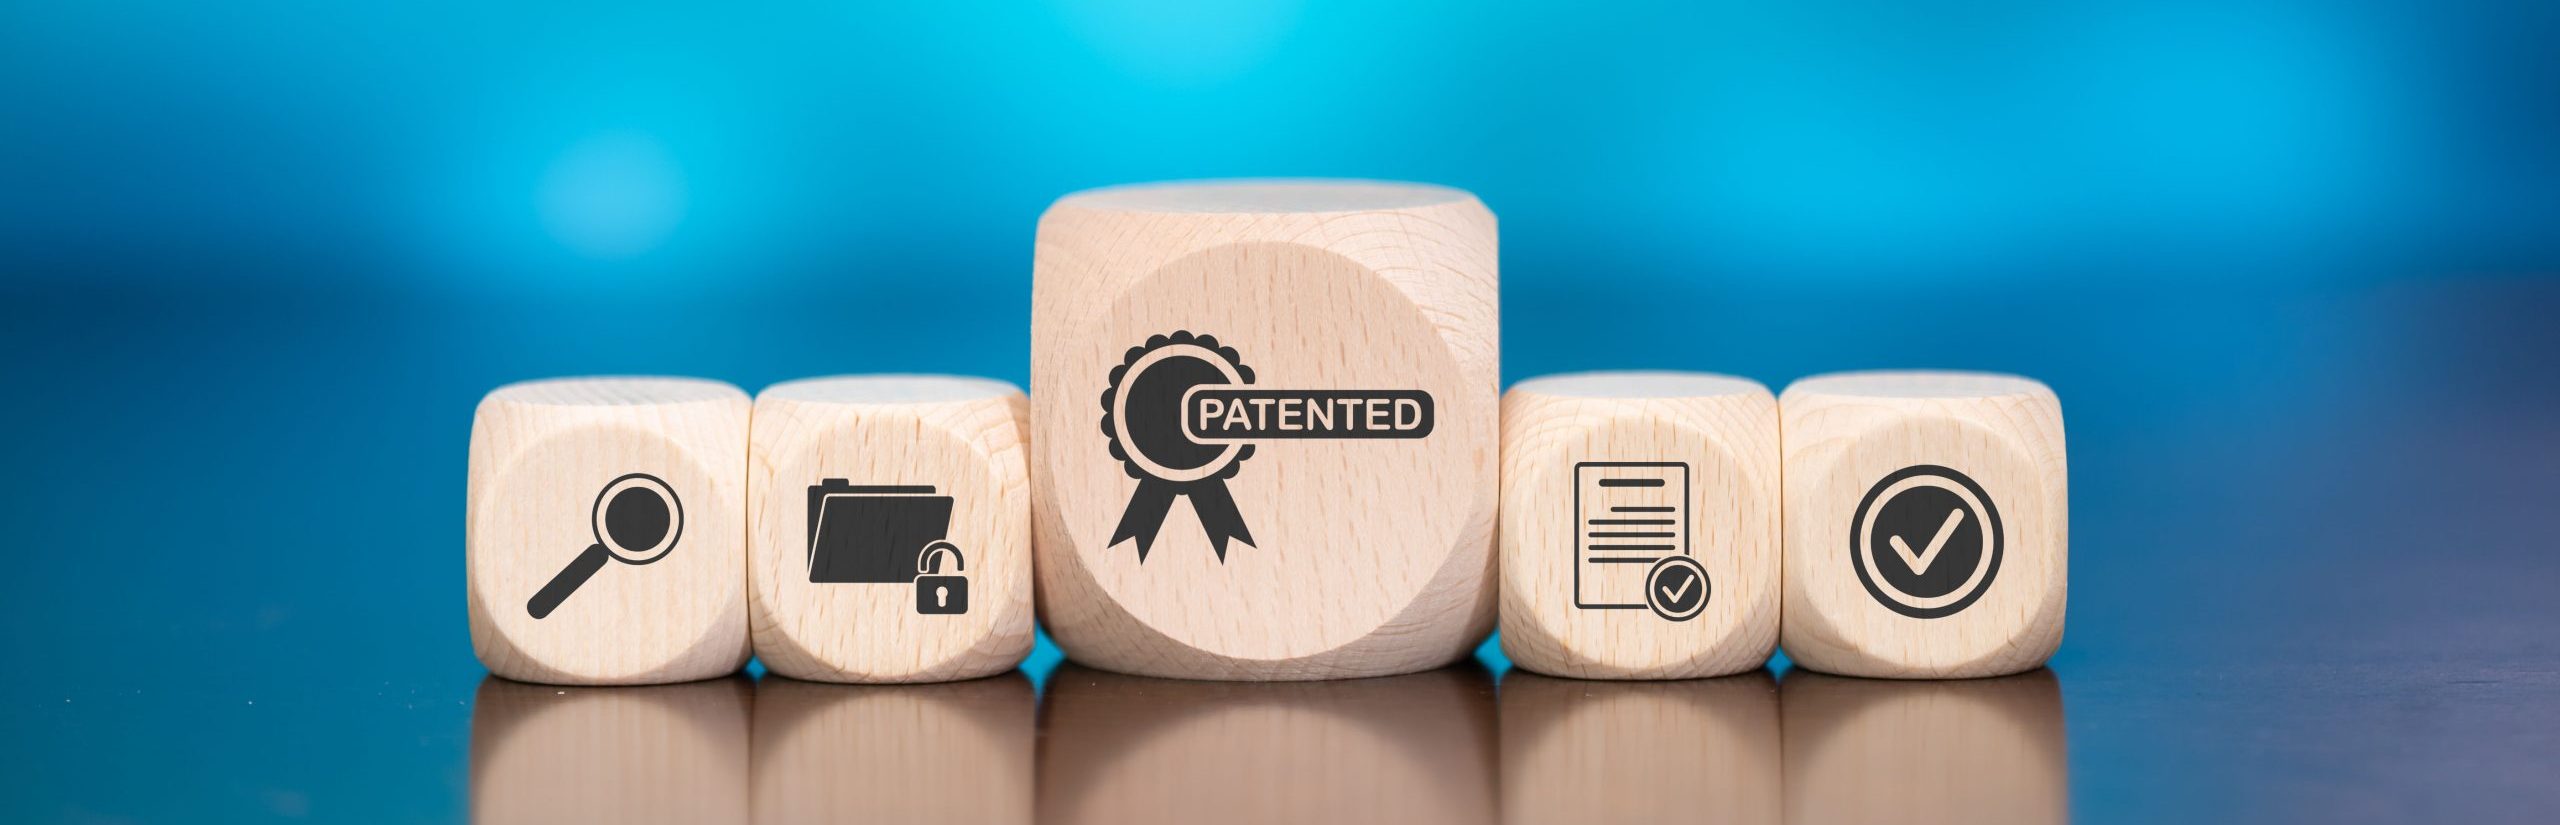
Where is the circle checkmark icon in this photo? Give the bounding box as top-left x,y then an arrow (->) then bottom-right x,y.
1851,465 -> 2003,619
1644,555 -> 1710,622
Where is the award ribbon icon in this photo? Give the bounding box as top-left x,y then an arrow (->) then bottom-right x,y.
1101,330 -> 1435,562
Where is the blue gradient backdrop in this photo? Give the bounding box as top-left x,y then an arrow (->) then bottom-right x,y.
4,1 -> 2558,821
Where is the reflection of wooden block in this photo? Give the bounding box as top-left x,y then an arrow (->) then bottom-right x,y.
1031,181 -> 1501,680
747,376 -> 1033,683
1501,671 -> 1779,825
470,676 -> 751,825
467,378 -> 751,685
1781,371 -> 2067,679
1499,372 -> 1780,679
1782,671 -> 2067,825
752,674 -> 1034,824
1038,665 -> 1497,825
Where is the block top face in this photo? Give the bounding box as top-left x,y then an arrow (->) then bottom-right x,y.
1511,370 -> 1768,401
759,374 -> 1022,406
1782,370 -> 2051,402
483,376 -> 747,407
1050,179 -> 1478,215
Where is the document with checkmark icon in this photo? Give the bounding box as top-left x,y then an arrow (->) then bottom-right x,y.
1571,461 -> 1694,616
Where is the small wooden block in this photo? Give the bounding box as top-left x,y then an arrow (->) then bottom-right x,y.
1780,371 -> 2067,678
746,375 -> 1034,683
1031,180 -> 1501,680
1038,665 -> 1497,824
470,676 -> 752,825
1501,671 -> 1780,825
752,674 -> 1035,823
1499,371 -> 1781,679
467,377 -> 752,685
1781,671 -> 2067,825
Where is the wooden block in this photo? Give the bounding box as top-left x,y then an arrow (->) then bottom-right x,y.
1038,664 -> 1497,824
1499,371 -> 1781,679
1781,671 -> 2067,825
1031,180 -> 1501,680
467,377 -> 752,685
752,674 -> 1034,823
746,375 -> 1034,683
469,676 -> 751,825
1779,371 -> 2067,678
1500,671 -> 1780,825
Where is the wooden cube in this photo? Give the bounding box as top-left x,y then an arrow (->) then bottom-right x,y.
1781,671 -> 2067,825
1501,671 -> 1780,825
1499,371 -> 1781,679
746,375 -> 1033,683
470,676 -> 751,825
467,377 -> 752,685
752,674 -> 1034,824
1780,371 -> 2067,678
1030,180 -> 1501,680
1038,665 -> 1497,824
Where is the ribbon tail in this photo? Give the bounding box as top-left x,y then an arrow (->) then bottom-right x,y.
1110,479 -> 1179,562
1186,479 -> 1255,562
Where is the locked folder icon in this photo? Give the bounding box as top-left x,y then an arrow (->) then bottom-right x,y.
806,480 -> 953,584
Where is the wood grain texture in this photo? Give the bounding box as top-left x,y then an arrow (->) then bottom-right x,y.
1779,371 -> 2067,678
467,377 -> 752,685
1499,371 -> 1781,679
746,375 -> 1033,683
469,676 -> 752,825
1782,671 -> 2067,825
752,674 -> 1034,824
1500,671 -> 1780,825
1030,180 -> 1500,680
1037,665 -> 1497,825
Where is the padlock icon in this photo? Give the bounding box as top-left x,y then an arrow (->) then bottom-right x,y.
914,541 -> 969,615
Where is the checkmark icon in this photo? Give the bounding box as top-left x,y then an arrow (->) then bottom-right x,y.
1889,508 -> 1968,576
1640,555 -> 1710,621
1853,466 -> 2005,619
1659,574 -> 1696,605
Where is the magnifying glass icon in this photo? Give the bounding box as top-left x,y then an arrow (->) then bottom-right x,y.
527,472 -> 684,619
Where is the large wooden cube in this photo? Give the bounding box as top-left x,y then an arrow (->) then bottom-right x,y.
1030,180 -> 1500,680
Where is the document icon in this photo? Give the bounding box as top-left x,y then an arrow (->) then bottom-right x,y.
1573,462 -> 1691,610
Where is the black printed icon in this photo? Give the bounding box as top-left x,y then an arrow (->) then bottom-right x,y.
1571,462 -> 1706,621
1101,330 -> 1436,563
1851,465 -> 2003,619
806,480 -> 970,615
528,473 -> 683,619
914,541 -> 968,615
1645,556 -> 1709,622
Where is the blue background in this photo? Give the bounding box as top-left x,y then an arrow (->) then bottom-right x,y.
5,1 -> 2558,822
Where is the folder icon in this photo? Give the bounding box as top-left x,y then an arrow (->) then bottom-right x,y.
806,480 -> 953,584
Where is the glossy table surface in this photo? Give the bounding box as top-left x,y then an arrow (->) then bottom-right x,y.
5,277 -> 2557,824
